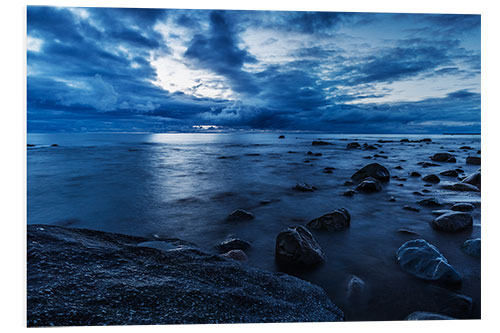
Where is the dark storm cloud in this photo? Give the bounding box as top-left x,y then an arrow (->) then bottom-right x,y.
27,7 -> 480,133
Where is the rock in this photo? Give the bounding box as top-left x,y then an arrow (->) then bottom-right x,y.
389,196 -> 396,202
455,168 -> 464,173
362,156 -> 372,159
346,142 -> 360,149
222,249 -> 248,261
303,159 -> 311,163
420,138 -> 432,143
363,144 -> 377,150
441,183 -> 480,192
431,153 -> 456,163
451,203 -> 475,212
356,177 -> 383,193
412,191 -> 424,196
400,138 -> 410,142
306,209 -> 351,231
324,167 -> 336,171
410,171 -> 421,177
462,238 -> 480,257
466,156 -> 481,165
51,144 -> 59,147
215,238 -> 252,253
406,312 -> 455,320
226,209 -> 255,222
323,170 -> 333,174
398,229 -> 419,236
417,198 -> 443,207
314,153 -> 323,156
351,163 -> 390,182
27,144 -> 35,147
459,146 -> 472,150
343,190 -> 357,197
306,151 -> 314,155
439,170 -> 458,177
431,210 -> 454,216
431,212 -> 473,232
418,162 -> 440,167
422,189 -> 431,193
373,154 -> 388,159
462,170 -> 480,189
423,174 -> 440,183
293,183 -> 316,192
27,225 -> 344,326
275,226 -> 325,266
278,135 -> 285,139
343,181 -> 354,186
312,140 -> 331,146
377,139 -> 394,143
345,276 -> 366,302
403,206 -> 420,212
396,239 -> 461,284
395,165 -> 403,170
477,150 -> 481,154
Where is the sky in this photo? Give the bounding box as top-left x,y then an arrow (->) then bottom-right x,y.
26,6 -> 481,133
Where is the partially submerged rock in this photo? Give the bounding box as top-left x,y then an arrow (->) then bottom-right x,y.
441,183 -> 480,192
431,153 -> 456,163
431,212 -> 473,232
222,249 -> 248,262
451,203 -> 475,212
275,225 -> 325,266
462,238 -> 480,257
215,238 -> 252,253
293,182 -> 316,192
403,205 -> 420,212
306,208 -> 351,231
423,174 -> 440,183
346,142 -> 361,149
356,177 -> 382,193
466,156 -> 481,165
351,163 -> 390,182
417,198 -> 443,207
396,239 -> 461,284
410,171 -> 421,177
440,170 -> 459,177
343,189 -> 357,197
462,170 -> 480,189
227,209 -> 255,222
312,140 -> 332,146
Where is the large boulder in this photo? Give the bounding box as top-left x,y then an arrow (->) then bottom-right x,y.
227,209 -> 255,222
306,208 -> 351,231
462,238 -> 480,257
466,156 -> 481,165
351,163 -> 390,182
356,177 -> 383,193
431,153 -> 456,163
275,226 -> 325,266
396,239 -> 461,284
27,225 -> 344,326
430,212 -> 473,232
462,170 -> 480,189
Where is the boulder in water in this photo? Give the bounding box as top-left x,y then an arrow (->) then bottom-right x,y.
312,140 -> 332,146
440,170 -> 459,177
417,198 -> 443,207
451,203 -> 475,212
351,163 -> 390,182
462,170 -> 480,189
441,183 -> 480,192
431,153 -> 456,163
227,209 -> 255,222
462,238 -> 480,257
410,171 -> 421,177
431,212 -> 473,232
278,135 -> 285,139
396,239 -> 461,284
466,156 -> 481,165
222,249 -> 248,262
356,177 -> 382,193
275,226 -> 325,266
423,174 -> 440,183
346,142 -> 361,149
293,183 -> 316,192
306,208 -> 351,231
215,238 -> 252,253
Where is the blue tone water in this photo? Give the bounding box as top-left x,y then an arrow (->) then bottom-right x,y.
27,132 -> 481,321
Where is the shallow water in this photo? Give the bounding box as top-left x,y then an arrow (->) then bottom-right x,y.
27,132 -> 481,321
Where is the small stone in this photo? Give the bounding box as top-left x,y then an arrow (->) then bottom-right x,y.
278,135 -> 285,139
343,190 -> 357,197
293,183 -> 316,192
312,140 -> 332,146
306,208 -> 351,231
423,174 -> 440,183
410,171 -> 421,177
227,209 -> 255,222
451,203 -> 475,212
356,177 -> 382,193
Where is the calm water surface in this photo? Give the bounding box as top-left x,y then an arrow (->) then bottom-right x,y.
27,132 -> 481,321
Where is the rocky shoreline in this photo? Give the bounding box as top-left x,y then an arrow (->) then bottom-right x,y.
27,224 -> 344,327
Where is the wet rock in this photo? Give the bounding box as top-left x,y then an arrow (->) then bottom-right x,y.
303,159 -> 311,163
51,144 -> 59,147
293,183 -> 316,192
423,184 -> 433,187
395,165 -> 403,170
406,312 -> 455,320
396,239 -> 461,284
306,208 -> 351,231
323,169 -> 333,174
346,142 -> 361,149
398,229 -> 419,236
462,170 -> 480,189
439,170 -> 459,177
356,177 -> 383,193
451,203 -> 475,212
400,138 -> 410,142
412,191 -> 424,196
420,138 -> 432,143
373,154 -> 388,159
343,190 -> 357,197
27,225 -> 344,325
389,196 -> 396,202
431,212 -> 473,232
343,181 -> 354,186
362,156 -> 372,159
441,183 -> 480,192
215,238 -> 252,253
288,151 -> 298,154
466,156 -> 481,165
431,210 -> 454,216
312,140 -> 332,146
410,171 -> 421,177
477,149 -> 481,154
306,151 -> 314,155
275,226 -> 325,266
417,198 -> 443,207
423,174 -> 440,183
363,144 -> 377,150
422,189 -> 431,193
345,276 -> 366,302
378,139 -> 394,143
459,146 -> 472,150
418,162 -> 440,167
227,209 -> 255,222
314,153 -> 323,157
403,206 -> 420,212
222,249 -> 248,262
278,135 -> 285,139
431,153 -> 456,163
351,163 -> 390,182
456,168 -> 464,173
462,238 -> 480,257
27,144 -> 35,147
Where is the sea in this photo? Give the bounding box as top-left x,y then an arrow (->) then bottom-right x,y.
27,132 -> 481,321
